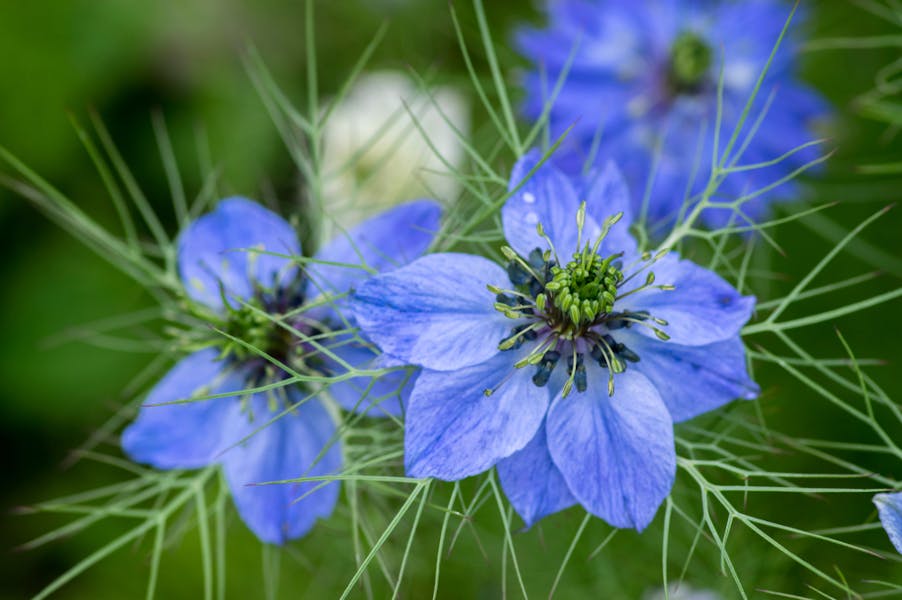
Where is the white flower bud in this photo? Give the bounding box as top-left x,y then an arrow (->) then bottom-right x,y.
320,71 -> 469,239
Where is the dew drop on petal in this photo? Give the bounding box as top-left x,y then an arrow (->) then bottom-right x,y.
525,212 -> 539,225
523,192 -> 536,204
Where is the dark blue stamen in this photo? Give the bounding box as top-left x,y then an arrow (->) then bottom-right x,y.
504,248 -> 556,297
500,332 -> 524,351
606,310 -> 650,330
589,344 -> 601,360
507,261 -> 532,285
499,323 -> 538,351
520,325 -> 538,341
508,247 -> 556,291
619,345 -> 640,363
590,343 -> 610,369
496,293 -> 518,307
590,334 -> 641,370
528,248 -> 546,270
532,350 -> 561,387
529,278 -> 545,298
569,353 -> 587,392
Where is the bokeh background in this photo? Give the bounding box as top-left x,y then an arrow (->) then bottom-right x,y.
1,1 -> 900,598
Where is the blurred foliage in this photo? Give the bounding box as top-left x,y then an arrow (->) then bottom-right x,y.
1,0 -> 900,598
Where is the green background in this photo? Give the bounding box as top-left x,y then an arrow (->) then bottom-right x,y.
2,1 -> 901,598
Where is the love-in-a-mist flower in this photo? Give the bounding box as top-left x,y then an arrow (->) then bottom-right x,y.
123,197 -> 440,544
518,0 -> 828,233
874,492 -> 902,554
351,151 -> 758,530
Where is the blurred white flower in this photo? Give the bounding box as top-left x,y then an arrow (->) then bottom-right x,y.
644,583 -> 722,600
319,71 -> 468,238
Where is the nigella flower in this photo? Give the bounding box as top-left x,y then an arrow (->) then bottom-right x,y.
350,151 -> 758,529
874,492 -> 902,554
517,0 -> 829,233
123,196 -> 440,544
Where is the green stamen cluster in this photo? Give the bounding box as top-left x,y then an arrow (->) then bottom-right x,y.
669,31 -> 712,92
221,303 -> 292,363
545,252 -> 623,327
488,205 -> 676,398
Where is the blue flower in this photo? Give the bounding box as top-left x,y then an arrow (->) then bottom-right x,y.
123,196 -> 441,544
874,492 -> 902,554
350,152 -> 758,530
518,0 -> 829,234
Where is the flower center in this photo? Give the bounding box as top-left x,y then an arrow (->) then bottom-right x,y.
206,277 -> 326,385
490,206 -> 673,398
546,251 -> 623,331
667,31 -> 712,94
222,303 -> 296,364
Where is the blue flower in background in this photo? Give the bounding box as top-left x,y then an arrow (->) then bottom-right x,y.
518,0 -> 829,234
351,151 -> 758,530
123,197 -> 441,544
874,492 -> 902,554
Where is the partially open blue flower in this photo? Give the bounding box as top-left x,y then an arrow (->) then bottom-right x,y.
874,492 -> 902,554
518,0 -> 829,234
351,152 -> 758,530
123,197 -> 441,544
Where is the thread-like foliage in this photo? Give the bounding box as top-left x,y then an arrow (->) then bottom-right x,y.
5,1 -> 902,598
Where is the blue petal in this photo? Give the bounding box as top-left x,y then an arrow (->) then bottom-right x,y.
306,200 -> 442,299
122,349 -> 247,469
579,161 -> 638,256
546,367 -> 675,531
220,392 -> 342,545
503,150 -> 598,259
581,160 -> 633,224
350,253 -> 513,371
875,492 -> 902,555
405,351 -> 549,480
178,197 -> 301,311
323,335 -> 413,417
497,420 -> 577,528
615,331 -> 759,422
626,254 -> 756,346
